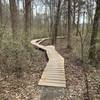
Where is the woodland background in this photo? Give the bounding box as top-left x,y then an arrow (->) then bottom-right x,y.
0,0 -> 100,99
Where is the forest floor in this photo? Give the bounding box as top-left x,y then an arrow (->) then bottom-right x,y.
0,38 -> 100,100
0,49 -> 47,100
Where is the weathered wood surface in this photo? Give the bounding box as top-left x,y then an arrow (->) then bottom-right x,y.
31,38 -> 66,88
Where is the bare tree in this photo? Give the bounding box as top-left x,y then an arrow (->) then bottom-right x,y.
9,0 -> 19,39
82,11 -> 85,35
67,0 -> 72,48
24,0 -> 31,34
86,0 -> 94,33
52,0 -> 61,45
49,0 -> 55,39
72,0 -> 76,32
76,0 -> 81,36
0,0 -> 2,25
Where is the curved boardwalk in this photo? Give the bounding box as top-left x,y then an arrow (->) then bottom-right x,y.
31,38 -> 66,88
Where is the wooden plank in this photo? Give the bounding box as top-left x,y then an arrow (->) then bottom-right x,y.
39,80 -> 66,88
45,71 -> 65,74
45,69 -> 64,73
43,74 -> 65,76
41,78 -> 65,81
42,74 -> 65,79
39,79 -> 66,84
41,78 -> 66,81
41,77 -> 66,81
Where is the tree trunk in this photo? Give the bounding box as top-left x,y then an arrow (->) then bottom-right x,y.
9,0 -> 19,39
17,0 -> 20,9
63,0 -> 68,36
73,0 -> 76,32
67,0 -> 71,48
24,0 -> 31,34
89,0 -> 100,64
0,0 -> 3,47
0,0 -> 2,25
76,0 -> 80,36
49,0 -> 54,39
52,0 -> 61,45
82,11 -> 85,35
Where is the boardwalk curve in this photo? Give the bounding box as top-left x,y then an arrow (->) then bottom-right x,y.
31,38 -> 66,88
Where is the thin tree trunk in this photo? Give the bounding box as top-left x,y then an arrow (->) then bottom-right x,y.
31,1 -> 34,24
76,1 -> 80,36
29,2 -> 32,35
82,11 -> 85,35
0,0 -> 3,47
17,0 -> 20,9
49,0 -> 54,38
0,0 -> 2,25
24,0 -> 31,34
67,0 -> 71,48
63,0 -> 67,36
52,0 -> 61,45
9,0 -> 19,39
73,0 -> 76,32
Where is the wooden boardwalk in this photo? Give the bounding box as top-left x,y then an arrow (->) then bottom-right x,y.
31,38 -> 66,88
